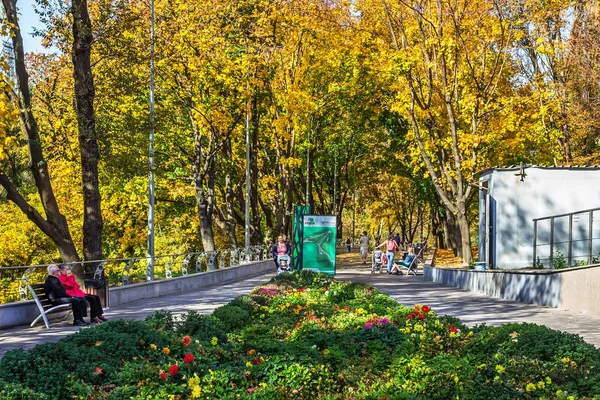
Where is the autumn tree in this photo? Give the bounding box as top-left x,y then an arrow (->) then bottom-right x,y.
0,0 -> 80,262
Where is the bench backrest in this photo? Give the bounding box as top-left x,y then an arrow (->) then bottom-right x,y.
28,284 -> 54,311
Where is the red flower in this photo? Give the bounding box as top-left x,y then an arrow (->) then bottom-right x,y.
407,314 -> 414,320
183,353 -> 194,364
449,325 -> 458,333
168,365 -> 179,376
295,323 -> 301,328
159,370 -> 167,380
414,305 -> 421,312
334,305 -> 340,310
419,313 -> 425,320
344,306 -> 349,311
182,335 -> 192,347
253,357 -> 260,365
422,305 -> 430,313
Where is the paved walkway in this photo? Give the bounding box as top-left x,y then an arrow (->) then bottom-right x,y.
1,259 -> 599,358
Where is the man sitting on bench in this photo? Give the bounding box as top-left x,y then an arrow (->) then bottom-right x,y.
44,264 -> 90,327
390,247 -> 417,275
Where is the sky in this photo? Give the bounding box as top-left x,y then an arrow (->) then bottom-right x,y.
15,0 -> 49,53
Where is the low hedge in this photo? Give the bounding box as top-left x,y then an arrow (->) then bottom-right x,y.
0,270 -> 598,399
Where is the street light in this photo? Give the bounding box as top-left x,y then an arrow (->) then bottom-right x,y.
146,0 -> 156,280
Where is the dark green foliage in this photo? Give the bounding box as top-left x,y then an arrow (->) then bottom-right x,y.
175,310 -> 228,343
212,304 -> 251,332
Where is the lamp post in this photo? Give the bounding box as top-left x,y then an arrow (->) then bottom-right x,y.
146,0 -> 156,281
244,64 -> 251,260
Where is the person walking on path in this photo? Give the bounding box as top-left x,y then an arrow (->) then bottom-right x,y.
359,231 -> 369,264
345,237 -> 352,253
375,234 -> 400,274
394,233 -> 401,247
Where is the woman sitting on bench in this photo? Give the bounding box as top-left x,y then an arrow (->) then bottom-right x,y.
59,264 -> 108,324
390,247 -> 416,275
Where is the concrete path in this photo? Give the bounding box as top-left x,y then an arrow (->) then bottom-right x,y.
1,257 -> 599,359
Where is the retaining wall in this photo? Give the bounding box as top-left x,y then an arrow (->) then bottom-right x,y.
423,263 -> 600,317
0,259 -> 273,330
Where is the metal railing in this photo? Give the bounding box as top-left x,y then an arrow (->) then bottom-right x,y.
533,207 -> 600,268
0,245 -> 271,305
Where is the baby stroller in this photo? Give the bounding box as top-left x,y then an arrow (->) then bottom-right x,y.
371,249 -> 385,274
276,254 -> 292,276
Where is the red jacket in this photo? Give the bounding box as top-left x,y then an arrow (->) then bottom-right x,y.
58,274 -> 86,297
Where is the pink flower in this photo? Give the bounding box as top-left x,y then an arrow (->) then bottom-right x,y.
378,317 -> 390,326
168,365 -> 179,376
183,353 -> 194,364
364,322 -> 373,329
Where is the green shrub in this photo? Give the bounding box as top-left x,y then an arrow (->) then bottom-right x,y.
0,381 -> 50,400
212,304 -> 251,332
176,311 -> 228,343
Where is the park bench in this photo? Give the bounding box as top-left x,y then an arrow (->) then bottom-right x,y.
27,283 -> 72,329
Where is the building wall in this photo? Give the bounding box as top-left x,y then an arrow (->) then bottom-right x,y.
479,167 -> 600,269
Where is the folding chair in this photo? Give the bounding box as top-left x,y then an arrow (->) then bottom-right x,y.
394,248 -> 423,276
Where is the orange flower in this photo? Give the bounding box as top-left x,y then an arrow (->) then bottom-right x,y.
247,349 -> 256,355
163,347 -> 170,355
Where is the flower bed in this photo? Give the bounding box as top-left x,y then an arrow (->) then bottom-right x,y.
1,271 -> 599,399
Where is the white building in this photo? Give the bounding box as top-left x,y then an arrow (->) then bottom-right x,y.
477,165 -> 600,269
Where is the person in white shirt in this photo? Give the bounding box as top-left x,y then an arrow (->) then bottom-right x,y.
359,231 -> 369,265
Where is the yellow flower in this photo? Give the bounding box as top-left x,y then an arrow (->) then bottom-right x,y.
567,396 -> 575,400
537,381 -> 545,389
259,382 -> 267,388
526,383 -> 536,392
495,365 -> 505,374
286,303 -> 290,307
323,349 -> 330,355
245,361 -> 252,368
545,377 -> 552,385
211,337 -> 218,346
162,347 -> 170,355
191,386 -> 201,398
150,344 -> 157,350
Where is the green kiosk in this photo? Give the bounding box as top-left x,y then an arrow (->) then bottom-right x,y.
300,215 -> 337,275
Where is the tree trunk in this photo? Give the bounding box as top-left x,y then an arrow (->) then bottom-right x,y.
192,127 -> 215,252
456,209 -> 473,265
72,0 -> 103,265
1,0 -> 79,263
